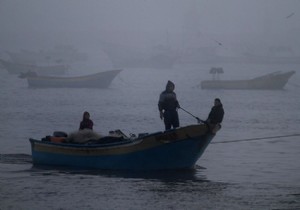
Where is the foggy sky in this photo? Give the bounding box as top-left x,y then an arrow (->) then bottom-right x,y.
0,0 -> 299,53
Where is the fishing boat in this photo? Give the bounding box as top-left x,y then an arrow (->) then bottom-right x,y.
200,71 -> 295,90
29,124 -> 216,170
22,69 -> 122,88
0,59 -> 68,75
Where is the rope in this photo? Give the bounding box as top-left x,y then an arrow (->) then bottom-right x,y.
211,133 -> 300,144
288,82 -> 300,88
179,107 -> 204,122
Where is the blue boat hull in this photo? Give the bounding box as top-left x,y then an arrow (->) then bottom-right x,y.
30,124 -> 215,170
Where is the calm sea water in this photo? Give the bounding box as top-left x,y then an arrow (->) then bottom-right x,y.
0,63 -> 300,210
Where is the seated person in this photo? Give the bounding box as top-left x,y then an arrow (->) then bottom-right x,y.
206,98 -> 224,133
79,111 -> 94,130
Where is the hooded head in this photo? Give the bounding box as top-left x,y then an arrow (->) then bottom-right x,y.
166,80 -> 175,92
214,98 -> 222,106
83,111 -> 90,120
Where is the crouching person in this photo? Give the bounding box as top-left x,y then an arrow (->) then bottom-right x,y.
206,98 -> 224,134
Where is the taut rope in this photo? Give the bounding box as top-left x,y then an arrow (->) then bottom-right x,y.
211,133 -> 300,144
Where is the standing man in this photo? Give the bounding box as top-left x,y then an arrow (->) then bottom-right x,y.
158,80 -> 180,130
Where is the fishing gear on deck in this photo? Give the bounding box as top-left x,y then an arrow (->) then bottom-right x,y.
179,107 -> 205,123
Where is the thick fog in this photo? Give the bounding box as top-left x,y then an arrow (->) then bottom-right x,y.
0,0 -> 300,66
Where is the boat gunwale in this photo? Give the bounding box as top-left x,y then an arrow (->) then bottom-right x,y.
29,124 -> 209,150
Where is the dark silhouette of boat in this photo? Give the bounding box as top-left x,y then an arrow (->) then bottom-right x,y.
29,124 -> 216,170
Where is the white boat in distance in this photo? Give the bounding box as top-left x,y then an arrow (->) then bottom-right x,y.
0,59 -> 68,75
22,69 -> 122,88
200,71 -> 295,90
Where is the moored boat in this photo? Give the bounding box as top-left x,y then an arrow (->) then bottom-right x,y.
29,124 -> 216,170
200,71 -> 295,90
22,69 -> 122,88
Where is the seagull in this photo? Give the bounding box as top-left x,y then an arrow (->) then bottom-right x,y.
286,12 -> 294,19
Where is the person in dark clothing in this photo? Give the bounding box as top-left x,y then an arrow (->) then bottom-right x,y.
79,111 -> 94,130
158,80 -> 180,130
207,98 -> 224,124
206,98 -> 224,133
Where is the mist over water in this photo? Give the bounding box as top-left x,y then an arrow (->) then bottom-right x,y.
1,0 -> 300,69
1,1 -> 300,210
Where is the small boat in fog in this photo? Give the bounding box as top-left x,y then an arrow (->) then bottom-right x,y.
200,70 -> 295,90
0,59 -> 68,75
29,124 -> 216,170
6,45 -> 88,64
22,69 -> 122,88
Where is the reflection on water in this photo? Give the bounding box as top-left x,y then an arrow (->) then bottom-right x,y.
0,153 -> 32,164
2,153 -> 298,210
1,158 -> 230,210
0,153 -> 208,182
30,165 -> 208,182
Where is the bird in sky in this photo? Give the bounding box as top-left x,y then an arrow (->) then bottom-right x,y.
286,12 -> 294,19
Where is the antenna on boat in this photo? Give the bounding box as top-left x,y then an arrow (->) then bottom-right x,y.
179,107 -> 204,124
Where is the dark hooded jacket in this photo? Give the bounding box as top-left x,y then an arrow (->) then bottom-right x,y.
207,104 -> 224,124
158,81 -> 179,111
79,119 -> 93,130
